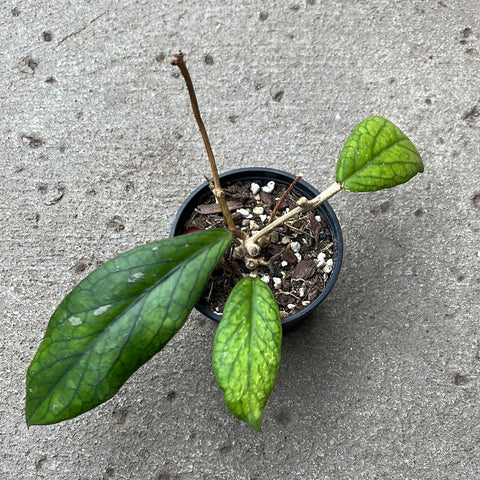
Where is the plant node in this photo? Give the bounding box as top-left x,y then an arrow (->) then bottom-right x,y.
233,244 -> 247,259
245,258 -> 258,270
296,197 -> 310,208
246,242 -> 261,257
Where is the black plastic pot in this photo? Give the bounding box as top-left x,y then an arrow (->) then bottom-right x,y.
170,168 -> 343,329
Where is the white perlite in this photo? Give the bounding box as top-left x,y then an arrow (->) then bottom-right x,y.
262,181 -> 275,193
290,241 -> 301,253
323,258 -> 334,273
250,182 -> 261,195
249,220 -> 259,230
317,252 -> 326,264
237,208 -> 250,217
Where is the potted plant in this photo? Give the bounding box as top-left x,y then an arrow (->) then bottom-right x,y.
25,52 -> 423,431
170,166 -> 344,328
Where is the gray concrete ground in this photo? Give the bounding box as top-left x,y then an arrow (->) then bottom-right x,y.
1,1 -> 479,479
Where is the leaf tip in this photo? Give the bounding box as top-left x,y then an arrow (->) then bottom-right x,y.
248,418 -> 262,432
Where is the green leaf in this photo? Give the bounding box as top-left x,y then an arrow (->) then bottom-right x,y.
335,116 -> 424,192
26,229 -> 232,426
212,276 -> 282,431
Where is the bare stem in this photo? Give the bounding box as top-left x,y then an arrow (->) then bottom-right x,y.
267,174 -> 303,225
245,181 -> 343,255
171,52 -> 236,230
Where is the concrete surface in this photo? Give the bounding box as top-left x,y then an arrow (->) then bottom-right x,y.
1,1 -> 479,479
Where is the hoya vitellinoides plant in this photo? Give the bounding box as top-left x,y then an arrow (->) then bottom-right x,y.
26,52 -> 423,431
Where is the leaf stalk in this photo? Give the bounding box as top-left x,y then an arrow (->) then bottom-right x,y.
245,181 -> 343,255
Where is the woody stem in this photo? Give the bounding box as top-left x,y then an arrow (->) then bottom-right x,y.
171,52 -> 236,230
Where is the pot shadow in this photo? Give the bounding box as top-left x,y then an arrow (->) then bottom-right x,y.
280,302 -> 343,377
270,285 -> 362,421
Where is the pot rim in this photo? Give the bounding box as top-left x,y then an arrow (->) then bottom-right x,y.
170,167 -> 343,328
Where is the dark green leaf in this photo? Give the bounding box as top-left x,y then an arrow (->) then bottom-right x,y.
212,276 -> 282,431
335,116 -> 424,192
26,229 -> 232,425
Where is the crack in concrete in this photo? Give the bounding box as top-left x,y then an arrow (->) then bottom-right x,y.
57,12 -> 107,46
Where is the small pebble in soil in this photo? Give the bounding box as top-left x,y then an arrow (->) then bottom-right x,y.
250,182 -> 261,195
287,303 -> 296,310
281,250 -> 297,264
262,181 -> 275,193
273,277 -> 282,289
260,275 -> 270,284
252,206 -> 264,215
237,208 -> 250,217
